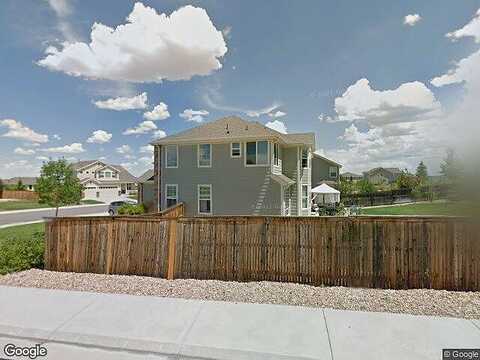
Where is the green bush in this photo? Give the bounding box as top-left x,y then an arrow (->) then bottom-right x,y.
0,231 -> 44,275
117,203 -> 145,215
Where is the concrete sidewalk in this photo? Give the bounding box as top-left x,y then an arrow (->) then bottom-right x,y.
0,286 -> 479,360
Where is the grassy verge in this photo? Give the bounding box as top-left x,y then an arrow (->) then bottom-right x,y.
0,201 -> 50,211
0,223 -> 45,275
361,202 -> 474,216
80,199 -> 104,204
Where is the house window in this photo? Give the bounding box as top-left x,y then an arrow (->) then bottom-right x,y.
112,172 -> 117,178
231,142 -> 241,158
301,148 -> 309,168
198,144 -> 212,167
105,171 -> 111,178
165,145 -> 178,168
301,185 -> 309,209
166,184 -> 178,208
99,172 -> 104,178
246,141 -> 268,166
198,184 -> 212,215
329,166 -> 338,178
96,192 -> 100,198
273,143 -> 279,166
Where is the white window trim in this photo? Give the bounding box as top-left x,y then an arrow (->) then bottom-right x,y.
230,142 -> 241,158
301,184 -> 309,210
197,144 -> 212,168
329,166 -> 338,179
165,145 -> 178,169
301,148 -> 310,169
273,143 -> 280,166
197,184 -> 212,215
165,184 -> 178,206
244,140 -> 270,167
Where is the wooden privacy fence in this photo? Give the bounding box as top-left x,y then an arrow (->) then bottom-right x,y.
45,214 -> 480,291
1,190 -> 38,201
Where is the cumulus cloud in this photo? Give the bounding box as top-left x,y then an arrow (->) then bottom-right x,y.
318,114 -> 335,123
4,160 -> 33,169
38,3 -> 227,83
139,145 -> 154,153
0,119 -> 49,143
268,111 -> 286,118
446,9 -> 480,42
86,130 -> 112,144
40,143 -> 85,153
14,147 -> 35,155
403,14 -> 422,26
179,109 -> 209,123
144,102 -> 170,120
152,129 -> 167,139
265,120 -> 287,134
36,156 -> 50,161
123,120 -> 157,135
116,145 -> 132,154
334,78 -> 441,126
52,134 -> 61,140
94,92 -> 148,111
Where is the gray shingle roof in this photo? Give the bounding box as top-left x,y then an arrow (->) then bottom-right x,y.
2,177 -> 37,186
137,169 -> 154,183
71,160 -> 137,183
151,116 -> 315,147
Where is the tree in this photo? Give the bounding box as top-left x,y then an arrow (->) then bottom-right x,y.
15,179 -> 26,191
415,161 -> 428,181
440,149 -> 463,183
396,170 -> 419,191
358,179 -> 375,194
339,180 -> 354,197
36,159 -> 83,216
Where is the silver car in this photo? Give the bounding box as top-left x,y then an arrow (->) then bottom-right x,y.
108,201 -> 128,216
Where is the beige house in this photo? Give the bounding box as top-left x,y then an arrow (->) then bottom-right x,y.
363,167 -> 402,184
71,160 -> 137,203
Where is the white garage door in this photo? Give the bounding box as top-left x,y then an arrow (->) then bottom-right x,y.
83,187 -> 120,204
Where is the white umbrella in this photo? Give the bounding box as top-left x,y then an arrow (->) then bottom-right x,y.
311,183 -> 340,205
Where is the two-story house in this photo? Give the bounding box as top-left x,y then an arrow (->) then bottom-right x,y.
150,116 -> 341,216
363,167 -> 402,185
71,160 -> 138,203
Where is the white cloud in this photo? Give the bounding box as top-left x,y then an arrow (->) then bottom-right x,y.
144,102 -> 170,120
40,143 -> 85,154
268,111 -> 286,118
116,144 -> 132,154
38,3 -> 227,83
152,129 -> 167,139
52,134 -> 61,140
179,109 -> 209,123
318,114 -> 335,123
4,160 -> 32,169
222,26 -> 232,39
94,92 -> 148,111
47,0 -> 72,18
334,78 -> 441,126
46,0 -> 78,42
139,145 -> 154,153
36,156 -> 50,161
123,121 -> 157,135
14,147 -> 36,155
86,130 -> 112,144
446,9 -> 480,42
0,119 -> 49,143
246,104 -> 280,117
403,14 -> 422,26
265,120 -> 287,134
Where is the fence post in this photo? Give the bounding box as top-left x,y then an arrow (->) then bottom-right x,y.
167,218 -> 177,280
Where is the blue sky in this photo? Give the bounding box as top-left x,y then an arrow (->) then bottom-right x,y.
1,0 -> 480,177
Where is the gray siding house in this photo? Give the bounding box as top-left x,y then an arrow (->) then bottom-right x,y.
151,116 -> 339,217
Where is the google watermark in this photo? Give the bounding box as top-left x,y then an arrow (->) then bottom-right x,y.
3,343 -> 47,359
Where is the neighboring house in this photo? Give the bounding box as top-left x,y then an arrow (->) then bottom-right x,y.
71,160 -> 137,204
151,116 -> 340,217
311,153 -> 341,187
340,172 -> 363,182
363,167 -> 402,184
137,169 -> 155,212
2,177 -> 37,191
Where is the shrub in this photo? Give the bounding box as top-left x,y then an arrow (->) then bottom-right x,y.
117,203 -> 145,215
0,231 -> 44,275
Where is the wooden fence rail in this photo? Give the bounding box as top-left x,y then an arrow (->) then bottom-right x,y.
44,214 -> 480,291
0,190 -> 38,201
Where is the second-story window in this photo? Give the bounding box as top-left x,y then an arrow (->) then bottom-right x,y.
246,141 -> 268,165
301,148 -> 309,168
329,166 -> 338,178
165,145 -> 178,168
198,144 -> 211,167
231,142 -> 241,158
273,143 -> 279,166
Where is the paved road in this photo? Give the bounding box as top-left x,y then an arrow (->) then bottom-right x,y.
0,204 -> 109,226
0,285 -> 479,359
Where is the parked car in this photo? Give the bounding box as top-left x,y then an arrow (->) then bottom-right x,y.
108,201 -> 128,216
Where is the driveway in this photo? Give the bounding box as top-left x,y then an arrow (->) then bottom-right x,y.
0,204 -> 109,227
0,285 -> 479,359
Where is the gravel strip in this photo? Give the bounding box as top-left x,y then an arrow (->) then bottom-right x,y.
1,269 -> 479,319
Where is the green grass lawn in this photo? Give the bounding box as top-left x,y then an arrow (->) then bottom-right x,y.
0,223 -> 45,275
361,202 -> 474,216
0,201 -> 50,211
